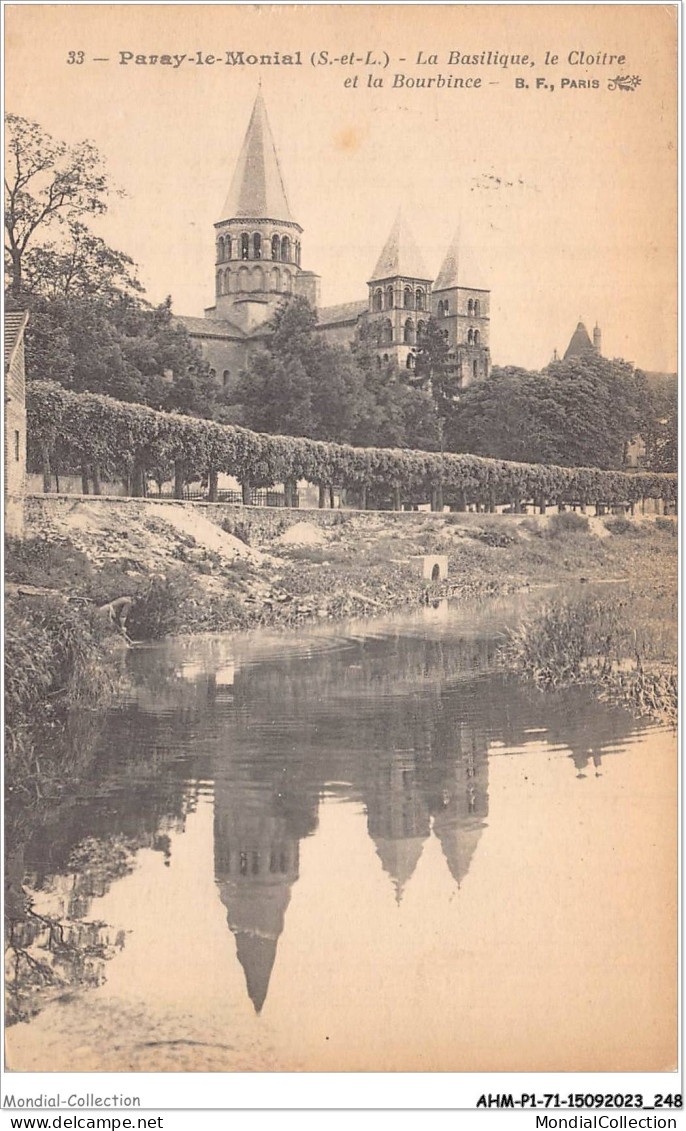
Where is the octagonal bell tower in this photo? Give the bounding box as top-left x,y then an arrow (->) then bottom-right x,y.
207,91 -> 319,333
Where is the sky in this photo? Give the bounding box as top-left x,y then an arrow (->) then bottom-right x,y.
5,3 -> 678,372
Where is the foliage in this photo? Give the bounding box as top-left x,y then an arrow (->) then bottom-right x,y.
546,512 -> 590,537
501,593 -> 677,721
18,291 -> 214,416
448,355 -> 658,471
126,573 -> 199,640
5,596 -> 116,782
603,516 -> 648,537
654,516 -> 677,535
5,114 -> 118,298
468,522 -> 520,547
27,379 -> 677,508
234,299 -> 444,451
5,535 -> 94,588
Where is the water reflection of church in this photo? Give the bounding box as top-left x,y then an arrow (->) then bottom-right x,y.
209,638 -> 495,1012
10,625 -> 648,1021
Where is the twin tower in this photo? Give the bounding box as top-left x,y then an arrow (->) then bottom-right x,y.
202,91 -> 491,386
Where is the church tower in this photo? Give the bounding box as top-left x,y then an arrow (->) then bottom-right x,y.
207,91 -> 320,334
366,211 -> 433,371
431,232 -> 491,387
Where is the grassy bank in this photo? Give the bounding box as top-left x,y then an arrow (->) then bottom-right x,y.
5,595 -> 122,794
6,508 -> 677,779
499,577 -> 677,723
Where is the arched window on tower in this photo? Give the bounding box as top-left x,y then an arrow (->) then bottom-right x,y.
238,265 -> 250,291
224,268 -> 231,293
253,232 -> 262,259
468,299 -> 474,315
216,272 -> 223,296
283,270 -> 293,293
226,236 -> 232,260
383,319 -> 393,344
373,288 -> 383,312
406,353 -> 415,370
241,233 -> 250,260
473,329 -> 480,345
404,286 -> 413,309
217,237 -> 224,262
416,289 -> 425,310
253,265 -> 265,291
271,234 -> 280,260
417,320 -> 426,340
281,235 -> 291,262
404,319 -> 415,345
467,328 -> 474,344
386,285 -> 394,309
271,266 -> 281,291
474,299 -> 480,316
473,359 -> 478,380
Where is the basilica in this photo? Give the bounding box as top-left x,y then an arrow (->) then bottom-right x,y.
175,91 -> 492,389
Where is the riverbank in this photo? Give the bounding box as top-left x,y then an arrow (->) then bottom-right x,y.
15,496 -> 678,629
6,503 -> 677,785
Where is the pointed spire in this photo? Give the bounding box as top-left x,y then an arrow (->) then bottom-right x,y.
370,209 -> 430,281
221,91 -> 294,222
563,321 -> 595,359
434,230 -> 460,290
434,229 -> 488,291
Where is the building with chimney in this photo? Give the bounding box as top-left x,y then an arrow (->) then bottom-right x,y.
557,319 -> 602,361
175,91 -> 491,390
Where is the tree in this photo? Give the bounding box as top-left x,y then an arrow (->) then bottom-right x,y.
233,296 -> 367,442
21,222 -> 141,302
5,114 -> 117,298
447,356 -> 650,470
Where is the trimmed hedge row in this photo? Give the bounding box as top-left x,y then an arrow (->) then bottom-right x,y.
27,380 -> 677,508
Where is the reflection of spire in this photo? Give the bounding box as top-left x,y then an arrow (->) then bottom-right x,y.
213,761 -> 311,1013
373,837 -> 426,903
218,869 -> 295,1013
365,751 -> 430,900
424,721 -> 490,889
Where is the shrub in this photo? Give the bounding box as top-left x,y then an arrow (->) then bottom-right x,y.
655,516 -> 677,535
126,572 -> 198,640
468,522 -> 520,547
604,516 -> 648,537
5,536 -> 93,589
519,517 -> 542,537
5,596 -> 116,782
546,511 -> 590,538
221,518 -> 251,545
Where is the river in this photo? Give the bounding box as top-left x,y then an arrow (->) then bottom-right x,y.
4,589 -> 676,1073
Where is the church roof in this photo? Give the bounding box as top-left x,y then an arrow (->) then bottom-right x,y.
220,91 -> 294,223
173,314 -> 246,340
317,300 -> 368,327
434,231 -> 488,292
369,211 -> 431,283
563,321 -> 595,359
